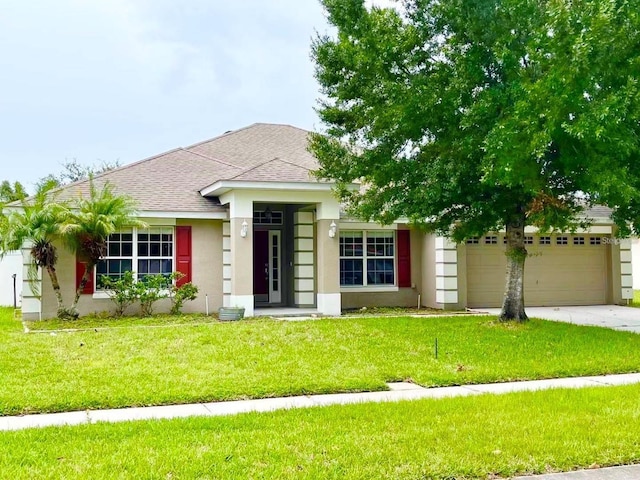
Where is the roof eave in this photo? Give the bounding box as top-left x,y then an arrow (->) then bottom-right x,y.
199,180 -> 357,197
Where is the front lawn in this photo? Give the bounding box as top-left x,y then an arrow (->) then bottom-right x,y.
3,307 -> 640,415
3,384 -> 640,479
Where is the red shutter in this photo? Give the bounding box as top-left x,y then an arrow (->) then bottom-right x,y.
397,230 -> 411,288
176,226 -> 192,287
75,258 -> 94,294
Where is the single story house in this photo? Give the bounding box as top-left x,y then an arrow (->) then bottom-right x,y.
20,123 -> 633,320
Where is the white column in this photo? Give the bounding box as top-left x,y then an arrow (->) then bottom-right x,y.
293,211 -> 315,307
435,236 -> 459,308
620,238 -> 633,300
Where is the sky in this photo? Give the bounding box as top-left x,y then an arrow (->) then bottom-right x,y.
0,0 -> 360,191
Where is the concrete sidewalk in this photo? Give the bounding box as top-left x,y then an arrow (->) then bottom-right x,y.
2,372 -> 640,432
517,464 -> 640,479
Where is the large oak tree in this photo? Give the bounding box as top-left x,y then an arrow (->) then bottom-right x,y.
310,0 -> 640,320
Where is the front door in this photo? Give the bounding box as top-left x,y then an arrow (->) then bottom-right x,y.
253,230 -> 282,305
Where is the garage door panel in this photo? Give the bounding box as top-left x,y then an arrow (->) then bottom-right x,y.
467,236 -> 608,308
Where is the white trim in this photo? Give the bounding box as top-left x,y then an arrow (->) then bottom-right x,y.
268,230 -> 282,304
317,293 -> 341,315
138,211 -> 228,220
339,222 -> 398,230
200,181 -> 344,197
340,286 -> 400,293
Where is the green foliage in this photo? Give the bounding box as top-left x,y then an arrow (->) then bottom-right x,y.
36,159 -> 121,191
100,271 -> 138,317
62,178 -> 146,309
136,274 -> 171,317
168,272 -> 199,315
311,0 -> 640,239
0,184 -> 69,303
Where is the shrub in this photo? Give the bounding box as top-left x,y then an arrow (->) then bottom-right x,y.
100,271 -> 137,317
168,273 -> 199,315
136,274 -> 170,317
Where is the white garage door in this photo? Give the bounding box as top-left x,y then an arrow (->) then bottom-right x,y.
466,234 -> 608,308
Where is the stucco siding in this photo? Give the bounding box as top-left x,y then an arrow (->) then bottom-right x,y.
420,234 -> 437,308
38,220 -> 223,319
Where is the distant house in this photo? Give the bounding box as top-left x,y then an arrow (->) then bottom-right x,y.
0,251 -> 22,307
18,123 -> 633,320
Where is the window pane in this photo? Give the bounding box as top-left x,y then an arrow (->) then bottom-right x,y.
340,259 -> 363,286
138,243 -> 148,256
138,233 -> 148,242
122,243 -> 133,256
339,231 -> 363,257
367,231 -> 394,257
97,261 -> 107,275
149,260 -> 160,274
161,259 -> 172,274
367,259 -> 394,285
108,243 -> 120,257
150,243 -> 160,256
138,260 -> 148,274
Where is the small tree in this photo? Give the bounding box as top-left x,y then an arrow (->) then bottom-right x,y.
63,179 -> 145,316
0,185 -> 70,317
311,0 -> 640,321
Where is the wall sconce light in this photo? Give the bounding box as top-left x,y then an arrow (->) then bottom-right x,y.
240,220 -> 248,238
328,221 -> 337,238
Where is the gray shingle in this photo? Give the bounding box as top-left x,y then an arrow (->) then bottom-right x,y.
39,123 -> 323,213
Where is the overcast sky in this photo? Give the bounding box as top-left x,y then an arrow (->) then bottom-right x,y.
0,0 -> 341,191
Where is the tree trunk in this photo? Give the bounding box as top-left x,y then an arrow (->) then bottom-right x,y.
44,265 -> 65,310
73,261 -> 95,309
499,210 -> 528,322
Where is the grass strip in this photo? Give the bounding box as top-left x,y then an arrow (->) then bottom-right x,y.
2,384 -> 640,479
3,307 -> 640,416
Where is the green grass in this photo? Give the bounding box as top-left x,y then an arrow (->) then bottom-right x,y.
3,306 -> 640,416
2,384 -> 640,479
631,290 -> 640,307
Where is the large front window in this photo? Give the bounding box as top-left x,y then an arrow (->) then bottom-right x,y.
339,231 -> 395,286
96,227 -> 174,288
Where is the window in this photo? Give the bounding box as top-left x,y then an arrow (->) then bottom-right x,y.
96,227 -> 174,288
540,236 -> 551,245
466,237 -> 479,244
485,236 -> 498,244
340,231 -> 395,286
524,236 -> 534,245
573,236 -> 585,245
556,236 -> 568,245
590,237 -> 602,245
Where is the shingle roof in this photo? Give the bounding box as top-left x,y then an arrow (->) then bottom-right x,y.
42,123 -> 322,213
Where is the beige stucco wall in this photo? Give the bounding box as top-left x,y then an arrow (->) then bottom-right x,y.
178,219 -> 224,314
420,233 -> 437,308
38,220 -> 223,319
341,228 -> 422,310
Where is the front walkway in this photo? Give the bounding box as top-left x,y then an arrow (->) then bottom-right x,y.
479,305 -> 640,333
3,372 -> 640,432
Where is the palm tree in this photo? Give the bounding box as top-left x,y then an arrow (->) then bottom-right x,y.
63,179 -> 145,313
0,186 -> 69,314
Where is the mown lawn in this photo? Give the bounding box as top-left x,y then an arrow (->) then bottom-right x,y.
3,306 -> 640,416
632,290 -> 640,307
2,384 -> 640,479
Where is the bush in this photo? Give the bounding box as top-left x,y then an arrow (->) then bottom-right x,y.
100,271 -> 137,317
136,274 -> 170,317
168,273 -> 199,315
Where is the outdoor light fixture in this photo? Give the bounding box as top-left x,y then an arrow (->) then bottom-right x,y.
240,220 -> 248,238
328,221 -> 337,238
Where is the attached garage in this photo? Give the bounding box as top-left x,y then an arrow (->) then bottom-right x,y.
466,234 -> 610,308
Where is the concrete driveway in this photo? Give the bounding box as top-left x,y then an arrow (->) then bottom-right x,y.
479,305 -> 640,333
